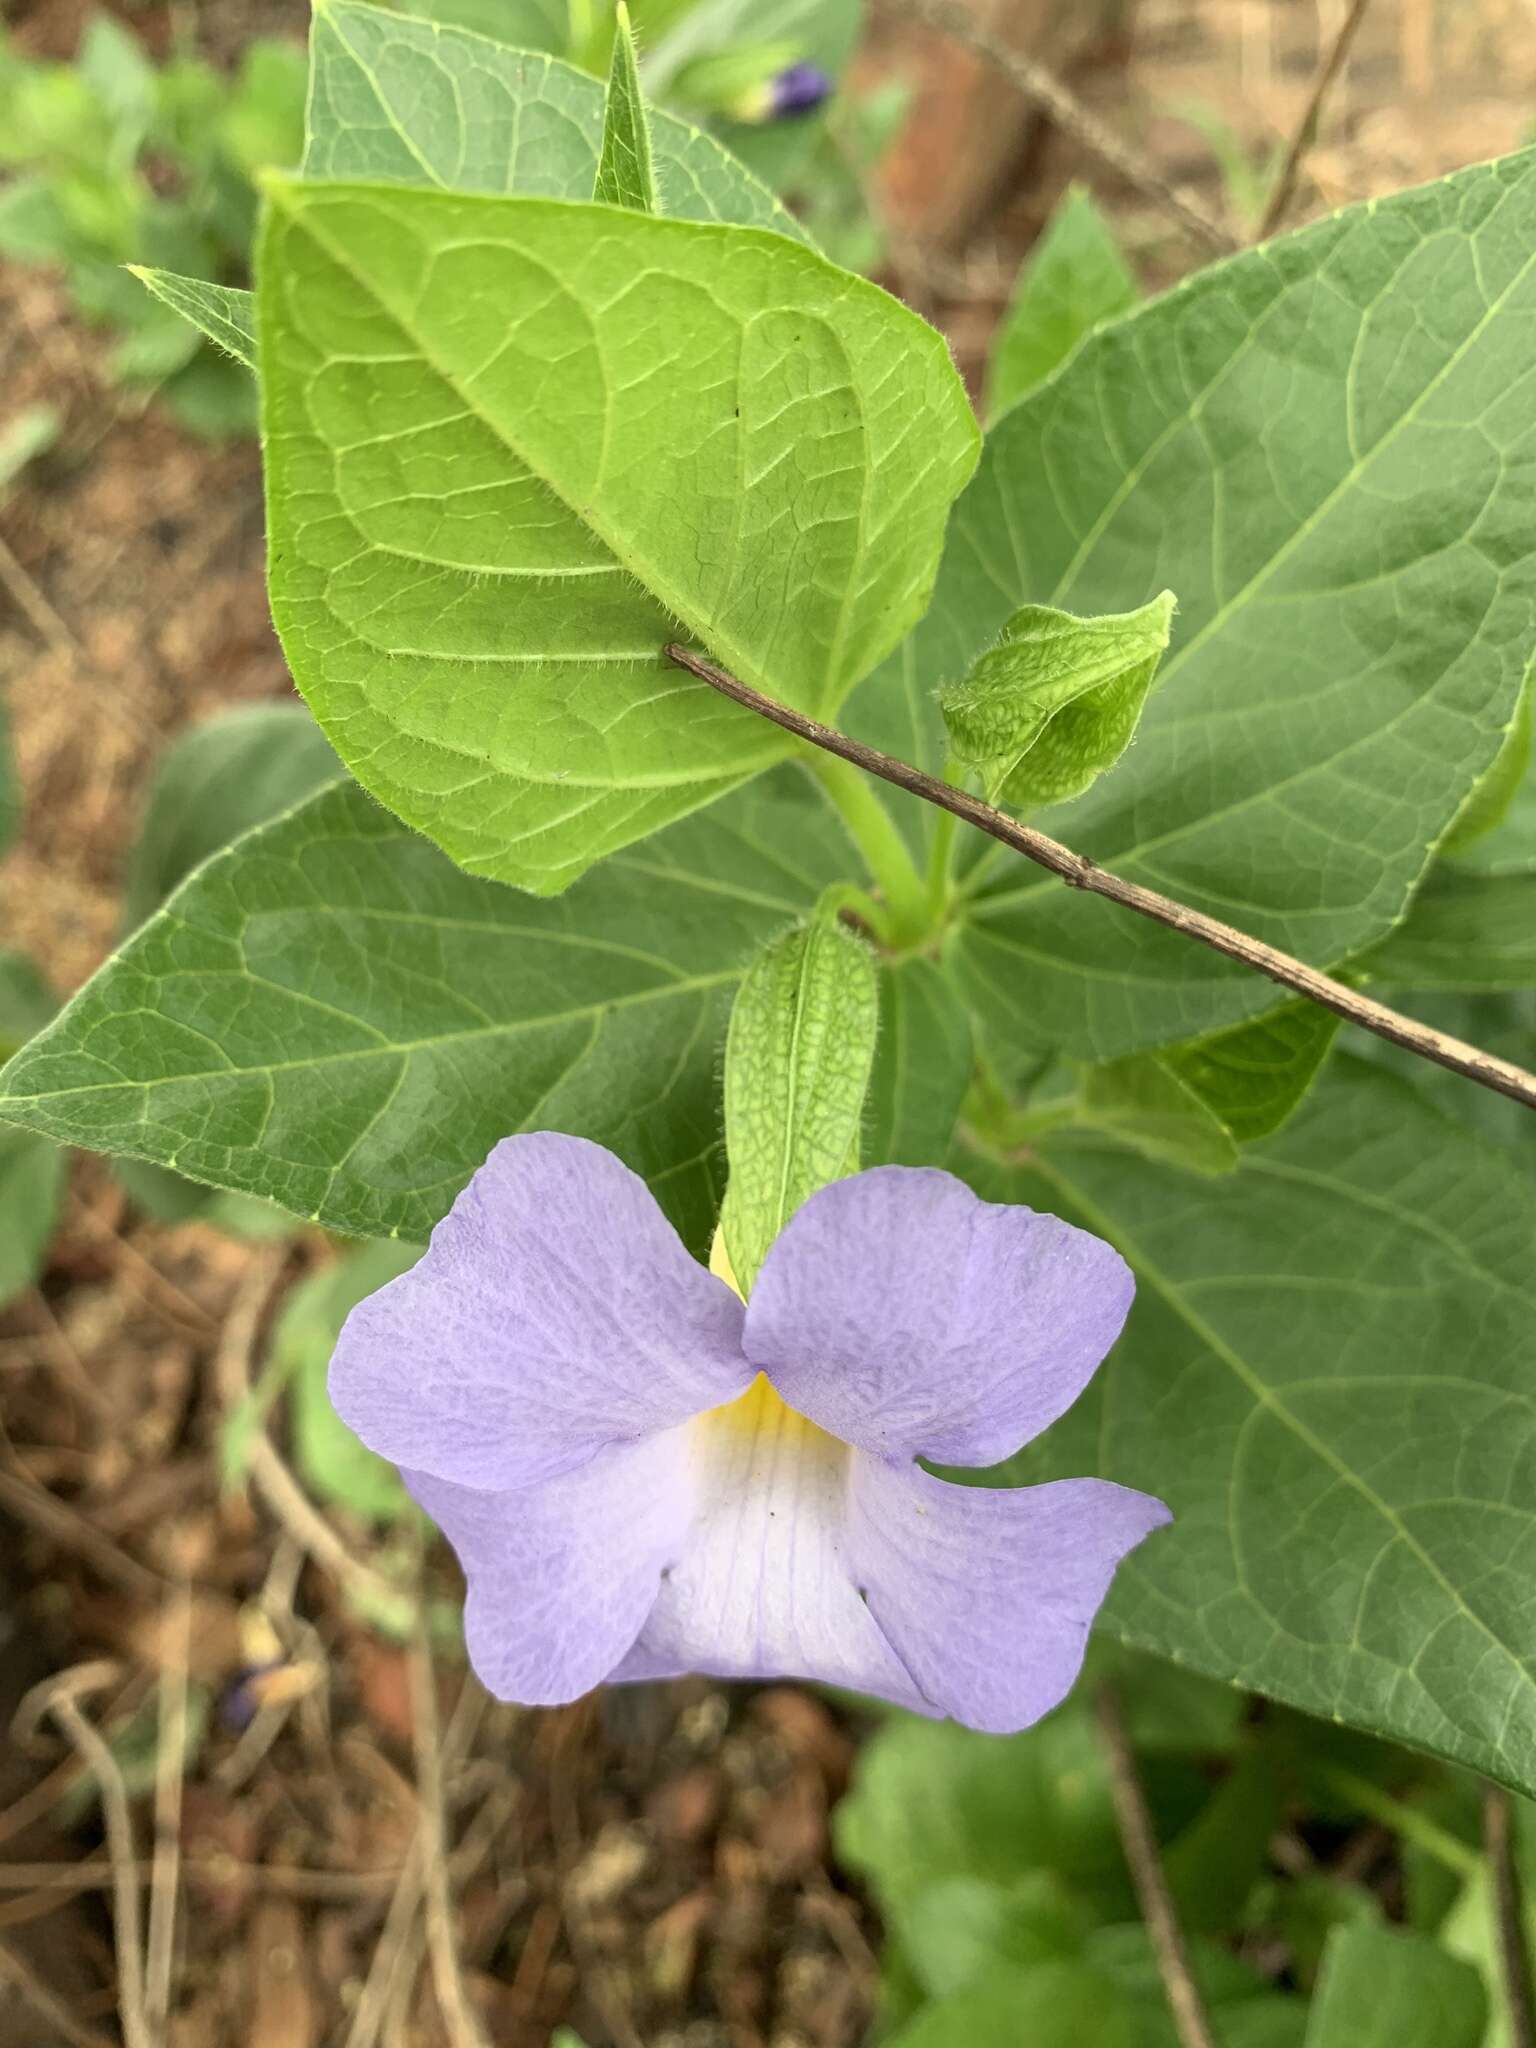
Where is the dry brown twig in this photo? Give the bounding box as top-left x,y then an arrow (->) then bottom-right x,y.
144,1581 -> 192,2040
409,1602 -> 491,2048
1097,1687 -> 1217,2048
665,647 -> 1536,1115
879,0 -> 1238,259
14,1666 -> 152,2048
213,1248 -> 405,1618
1257,0 -> 1375,238
1485,1787 -> 1536,2048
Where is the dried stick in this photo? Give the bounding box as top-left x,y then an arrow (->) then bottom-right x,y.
408,1612 -> 490,2048
144,1582 -> 192,2039
879,0 -> 1237,259
213,1251 -> 404,1616
1257,0 -> 1374,238
40,1687 -> 152,2048
1096,1688 -> 1217,2048
665,647 -> 1536,1114
1485,1786 -> 1536,2048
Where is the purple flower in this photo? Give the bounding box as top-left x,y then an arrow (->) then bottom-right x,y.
330,1135 -> 1169,1732
731,62 -> 835,123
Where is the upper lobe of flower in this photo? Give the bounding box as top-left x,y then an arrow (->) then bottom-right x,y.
331,1135 -> 1169,1732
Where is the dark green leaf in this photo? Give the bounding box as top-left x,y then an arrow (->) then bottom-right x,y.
1079,1053 -> 1239,1176
883,1963 -> 1140,2048
986,184 -> 1140,420
968,1058 -> 1536,1798
0,772 -> 851,1248
123,703 -> 339,931
1162,1002 -> 1343,1145
866,956 -> 974,1167
926,152 -> 1536,1061
1366,870 -> 1536,990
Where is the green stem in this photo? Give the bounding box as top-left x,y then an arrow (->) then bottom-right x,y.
1319,1767 -> 1481,1879
808,753 -> 931,946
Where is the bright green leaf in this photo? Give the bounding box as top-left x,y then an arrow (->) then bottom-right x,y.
0,772 -> 852,1249
1079,1052 -> 1240,1176
866,956 -> 973,1167
305,1 -> 812,245
122,702 -> 340,931
258,180 -> 976,892
970,1057 -> 1536,1798
896,1873 -> 1087,2000
1161,1001 -> 1343,1146
1305,1925 -> 1487,2048
835,1707 -> 1126,1920
1366,870 -> 1536,991
941,593 -> 1176,810
128,267 -> 255,368
372,0 -> 568,44
720,908 -> 878,1291
883,1963 -> 1141,2048
270,1241 -> 419,1521
923,151 -> 1536,1062
593,4 -> 656,212
1443,666 -> 1533,856
986,184 -> 1140,420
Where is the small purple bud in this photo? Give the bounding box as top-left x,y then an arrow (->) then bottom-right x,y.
768,62 -> 833,119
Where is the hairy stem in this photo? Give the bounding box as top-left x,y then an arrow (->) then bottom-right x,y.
666,645 -> 1536,1113
805,751 -> 931,946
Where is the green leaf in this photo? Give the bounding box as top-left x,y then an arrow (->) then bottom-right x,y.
269,1241 -> 419,1521
374,0 -> 568,43
0,948 -> 58,1059
1305,1925 -> 1487,2048
925,151 -> 1536,1062
986,184 -> 1140,421
896,1874 -> 1087,1999
1366,870 -> 1536,990
258,180 -> 977,892
720,908 -> 878,1291
593,4 -> 656,212
835,1707 -> 1126,1920
1079,1052 -> 1240,1177
970,1057 -> 1536,1798
0,949 -> 63,1309
1442,666 -> 1533,855
941,594 -> 1176,810
866,956 -> 974,1167
128,268 -> 255,369
123,703 -> 340,931
0,771 -> 851,1248
1161,1002 -> 1343,1146
884,1963 -> 1140,2048
305,1 -> 811,246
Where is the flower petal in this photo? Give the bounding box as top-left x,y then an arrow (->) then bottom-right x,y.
330,1133 -> 751,1491
743,1167 -> 1134,1467
624,1378 -> 934,1712
404,1435 -> 689,1705
848,1458 -> 1171,1733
